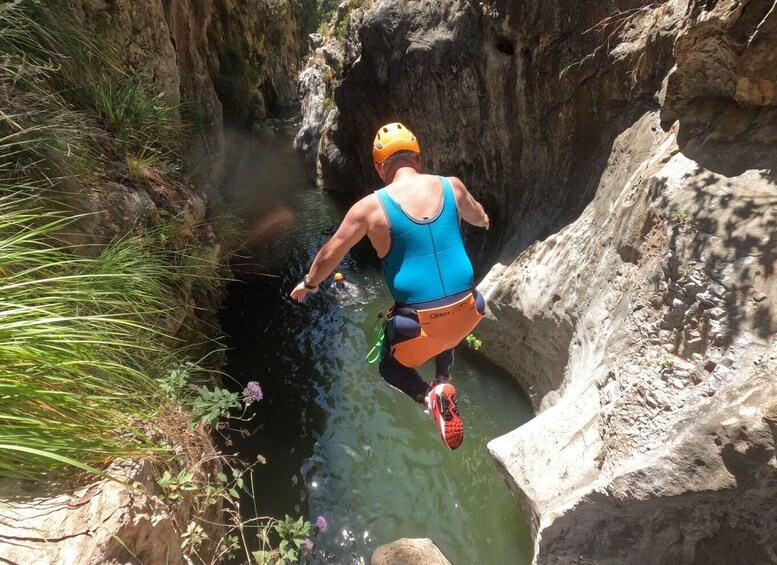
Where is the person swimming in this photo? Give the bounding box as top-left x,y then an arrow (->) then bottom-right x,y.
332,272 -> 346,292
327,272 -> 356,297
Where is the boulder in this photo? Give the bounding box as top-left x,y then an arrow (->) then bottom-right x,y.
372,538 -> 452,565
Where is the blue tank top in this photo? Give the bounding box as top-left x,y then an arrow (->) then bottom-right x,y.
376,176 -> 474,305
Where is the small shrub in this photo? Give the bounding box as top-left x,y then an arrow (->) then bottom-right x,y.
677,263 -> 695,283
465,333 -> 482,350
94,80 -> 183,163
670,208 -> 690,223
655,354 -> 675,369
186,386 -> 242,428
157,364 -> 192,398
158,468 -> 198,500
253,515 -> 315,564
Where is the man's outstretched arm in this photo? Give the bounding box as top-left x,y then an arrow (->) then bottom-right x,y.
290,198 -> 370,302
449,176 -> 489,229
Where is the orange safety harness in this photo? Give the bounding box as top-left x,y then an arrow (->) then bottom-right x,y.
384,292 -> 483,367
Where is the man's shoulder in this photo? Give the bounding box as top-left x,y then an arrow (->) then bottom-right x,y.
423,173 -> 465,189
346,192 -> 382,220
356,191 -> 382,208
443,175 -> 465,188
444,176 -> 469,197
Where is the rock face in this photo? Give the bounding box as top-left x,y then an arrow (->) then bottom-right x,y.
203,0 -> 308,123
293,4 -> 368,183
294,45 -> 339,183
303,0 -> 777,562
0,459 -> 222,565
309,0 -> 678,269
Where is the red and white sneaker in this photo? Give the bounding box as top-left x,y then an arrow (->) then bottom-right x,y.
425,383 -> 464,450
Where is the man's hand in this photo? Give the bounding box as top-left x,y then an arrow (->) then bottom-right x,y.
290,279 -> 318,303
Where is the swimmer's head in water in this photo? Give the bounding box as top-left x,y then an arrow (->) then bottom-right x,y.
334,272 -> 344,282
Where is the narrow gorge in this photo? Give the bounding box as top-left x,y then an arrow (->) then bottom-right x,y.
0,0 -> 775,564
298,0 -> 777,562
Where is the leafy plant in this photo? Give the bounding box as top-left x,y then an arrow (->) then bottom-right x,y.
158,468 -> 198,500
157,364 -> 192,398
180,521 -> 209,554
335,13 -> 349,39
670,208 -> 690,223
465,333 -> 482,350
677,262 -> 696,283
185,386 -> 242,428
253,515 -> 313,564
654,354 -> 675,369
157,363 -> 250,429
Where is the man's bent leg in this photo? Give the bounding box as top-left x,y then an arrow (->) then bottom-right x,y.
379,350 -> 430,404
434,348 -> 454,383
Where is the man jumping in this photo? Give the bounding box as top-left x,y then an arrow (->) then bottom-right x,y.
290,122 -> 489,449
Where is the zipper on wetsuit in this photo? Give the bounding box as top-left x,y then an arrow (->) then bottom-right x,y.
427,224 -> 447,297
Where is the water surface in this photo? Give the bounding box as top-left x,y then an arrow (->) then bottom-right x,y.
219,123 -> 534,564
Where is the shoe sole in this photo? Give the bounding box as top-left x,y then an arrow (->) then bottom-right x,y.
432,385 -> 464,450
438,411 -> 463,449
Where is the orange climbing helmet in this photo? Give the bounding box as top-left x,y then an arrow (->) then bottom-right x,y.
334,272 -> 344,281
372,122 -> 420,163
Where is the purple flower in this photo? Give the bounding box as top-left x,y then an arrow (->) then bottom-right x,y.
304,539 -> 314,552
242,381 -> 263,405
315,515 -> 328,532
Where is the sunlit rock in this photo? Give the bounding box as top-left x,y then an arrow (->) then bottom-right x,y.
372,537 -> 453,565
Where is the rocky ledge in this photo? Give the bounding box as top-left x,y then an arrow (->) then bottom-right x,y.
482,111 -> 777,563
372,538 -> 453,564
0,457 -> 223,564
478,1 -> 777,562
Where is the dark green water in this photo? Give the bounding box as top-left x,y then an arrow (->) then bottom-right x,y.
219,123 -> 534,565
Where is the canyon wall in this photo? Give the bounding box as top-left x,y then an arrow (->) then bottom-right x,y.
308,0 -> 777,562
65,0 -> 308,192
302,0 -> 677,269
0,457 -> 223,564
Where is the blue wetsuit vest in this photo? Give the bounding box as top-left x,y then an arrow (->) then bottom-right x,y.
376,176 -> 474,305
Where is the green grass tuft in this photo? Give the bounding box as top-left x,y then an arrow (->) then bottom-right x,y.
0,2 -> 219,482
0,193 -> 199,479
